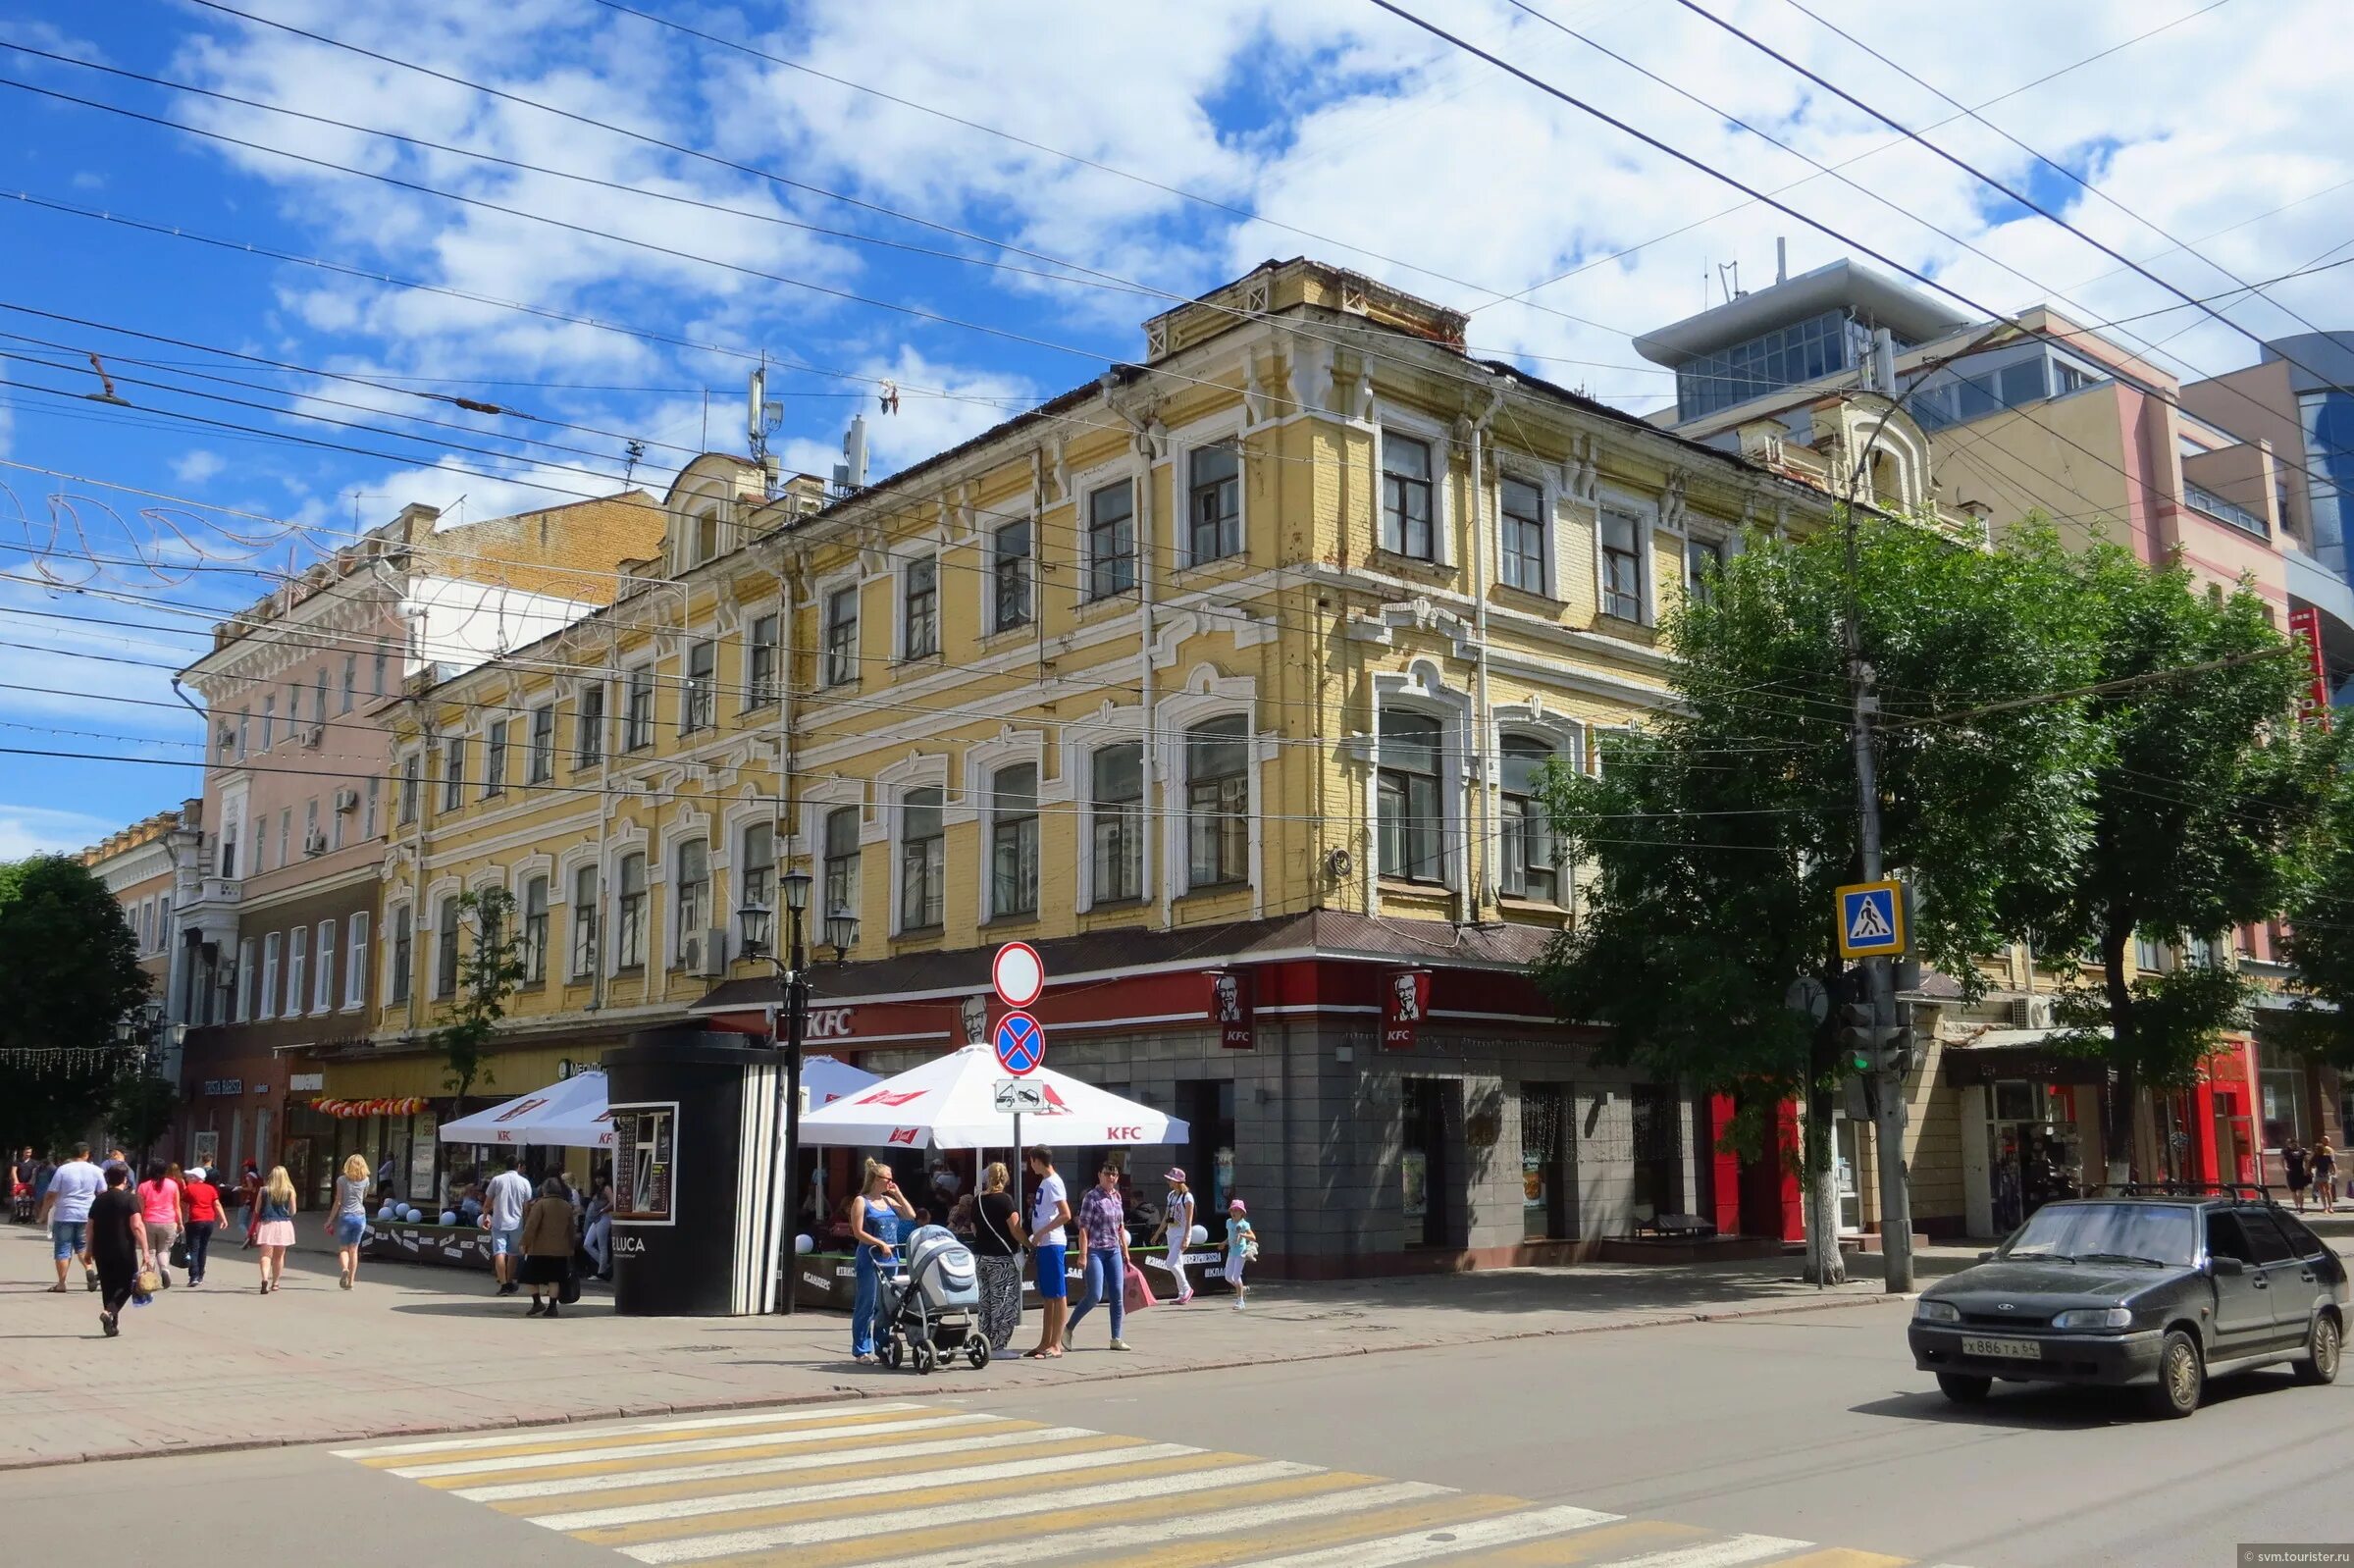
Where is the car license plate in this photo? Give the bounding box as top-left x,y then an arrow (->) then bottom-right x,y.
1961,1334 -> 2043,1360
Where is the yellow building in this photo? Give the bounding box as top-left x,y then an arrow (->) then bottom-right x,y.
363,258 -> 1887,1273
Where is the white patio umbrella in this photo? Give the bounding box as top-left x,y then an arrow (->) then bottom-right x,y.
803,1055 -> 882,1109
796,1043 -> 1188,1151
438,1070 -> 615,1149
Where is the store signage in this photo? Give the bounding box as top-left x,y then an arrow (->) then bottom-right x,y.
1208,968 -> 1256,1051
1383,969 -> 1431,1051
806,1006 -> 856,1040
962,994 -> 991,1046
202,1077 -> 243,1097
288,1072 -> 323,1092
2288,605 -> 2332,728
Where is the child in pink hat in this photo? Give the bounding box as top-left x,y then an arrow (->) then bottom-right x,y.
1223,1197 -> 1256,1310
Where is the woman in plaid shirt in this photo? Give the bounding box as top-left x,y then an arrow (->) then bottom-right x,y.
1064,1162 -> 1133,1350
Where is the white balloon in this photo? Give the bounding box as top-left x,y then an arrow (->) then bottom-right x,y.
439,1211 -> 458,1227
1188,1224 -> 1208,1245
794,1233 -> 815,1255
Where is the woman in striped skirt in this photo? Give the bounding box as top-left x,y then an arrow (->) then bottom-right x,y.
970,1161 -> 1025,1350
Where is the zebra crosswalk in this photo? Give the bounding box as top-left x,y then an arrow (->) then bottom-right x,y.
332,1399 -> 1974,1568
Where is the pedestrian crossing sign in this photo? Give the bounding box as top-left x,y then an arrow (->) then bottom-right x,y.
1836,878 -> 1908,959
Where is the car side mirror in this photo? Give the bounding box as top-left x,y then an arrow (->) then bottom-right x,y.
2209,1256 -> 2244,1277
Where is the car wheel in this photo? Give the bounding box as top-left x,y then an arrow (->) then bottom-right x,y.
2148,1329 -> 2203,1419
1936,1373 -> 1992,1404
2292,1313 -> 2341,1385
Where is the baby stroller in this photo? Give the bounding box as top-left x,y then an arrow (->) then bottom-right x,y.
877,1224 -> 988,1374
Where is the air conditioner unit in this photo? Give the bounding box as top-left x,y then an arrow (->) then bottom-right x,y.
699,926 -> 727,978
2010,995 -> 2055,1030
302,723 -> 326,749
303,828 -> 329,856
333,787 -> 358,813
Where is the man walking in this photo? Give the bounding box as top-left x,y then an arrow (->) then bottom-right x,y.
483,1156 -> 534,1296
36,1143 -> 105,1292
1021,1146 -> 1073,1360
88,1164 -> 152,1337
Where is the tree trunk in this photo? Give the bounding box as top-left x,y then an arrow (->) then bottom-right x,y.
1803,1038 -> 1846,1287
2101,919 -> 2136,1184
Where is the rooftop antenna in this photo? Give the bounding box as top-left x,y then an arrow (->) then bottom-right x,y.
1776,236 -> 1789,286
1717,260 -> 1740,304
622,440 -> 645,487
748,357 -> 784,497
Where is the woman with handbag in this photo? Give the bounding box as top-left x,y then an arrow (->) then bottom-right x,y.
970,1162 -> 1024,1352
135,1160 -> 181,1289
252,1166 -> 297,1293
519,1176 -> 577,1318
88,1164 -> 152,1336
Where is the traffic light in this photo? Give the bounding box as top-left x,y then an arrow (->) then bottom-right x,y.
1836,1001 -> 1910,1074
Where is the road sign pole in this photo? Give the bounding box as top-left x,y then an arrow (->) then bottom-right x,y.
1846,644 -> 1914,1295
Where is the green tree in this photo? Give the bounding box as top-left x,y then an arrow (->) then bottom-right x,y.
0,855 -> 152,1153
431,886 -> 525,1105
1534,516 -> 2103,1281
2027,542 -> 2342,1169
2272,773 -> 2354,1072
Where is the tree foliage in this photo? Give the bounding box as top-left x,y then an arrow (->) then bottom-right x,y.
2278,777 -> 2354,1071
430,886 -> 525,1104
0,855 -> 153,1153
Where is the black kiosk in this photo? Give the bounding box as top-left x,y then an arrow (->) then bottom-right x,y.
604,1028 -> 786,1317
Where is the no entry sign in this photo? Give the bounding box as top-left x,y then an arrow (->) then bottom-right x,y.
991,941 -> 1044,1009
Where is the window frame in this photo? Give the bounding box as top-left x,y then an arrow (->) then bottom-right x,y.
288,924 -> 308,1017
441,737 -> 466,811
822,582 -> 861,687
1377,709 -> 1447,885
901,553 -> 940,660
672,838 -> 711,967
624,663 -> 655,751
991,518 -> 1032,633
398,753 -> 421,824
1184,439 -> 1243,567
569,863 -> 600,979
483,718 -> 508,798
1378,423 -> 1442,562
259,931 -> 281,1020
388,908 -> 411,1006
822,805 -> 862,934
681,640 -> 716,734
576,680 -> 606,768
1597,502 -> 1650,624
740,819 -> 776,951
1497,733 -> 1564,906
1497,470 -> 1550,596
528,703 -> 555,783
988,762 -> 1040,920
896,786 -> 946,933
746,612 -> 781,707
521,874 -> 549,986
1683,530 -> 1730,607
343,912 -> 369,1009
1085,478 -> 1137,601
1183,715 -> 1251,891
312,918 -> 336,1015
1089,741 -> 1146,906
614,852 -> 648,970
433,896 -> 459,999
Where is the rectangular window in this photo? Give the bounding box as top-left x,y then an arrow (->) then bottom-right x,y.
398,754 -> 420,824
624,665 -> 654,750
529,704 -> 554,782
1091,742 -> 1144,904
747,613 -> 781,706
305,799 -> 320,856
615,853 -> 648,968
312,669 -> 327,726
990,763 -> 1039,917
236,938 -> 255,1022
236,708 -> 250,758
259,932 -> 281,1019
364,775 -> 380,840
576,682 -> 605,768
331,792 -> 346,851
1185,716 -> 1250,888
389,908 -> 411,1006
1382,433 -> 1436,559
613,1105 -> 673,1224
740,820 -> 775,954
569,864 -> 599,978
993,520 -> 1031,631
373,650 -> 389,698
1599,507 -> 1645,622
443,738 -> 466,810
220,822 -> 237,878
278,809 -> 291,868
341,654 -> 357,713
288,925 -> 307,1017
1684,534 -> 1728,606
673,839 -> 710,966
824,586 -> 860,686
261,697 -> 275,750
1499,476 -> 1546,593
899,788 -> 945,930
1188,442 -> 1241,565
434,896 -> 459,998
695,508 -> 720,565
344,913 -> 368,1008
823,807 -> 861,929
522,875 -> 549,985
313,919 -> 336,1014
1499,735 -> 1560,904
483,719 -> 508,797
681,641 -> 715,733
902,557 -> 940,659
1378,710 -> 1443,882
1087,480 -> 1136,600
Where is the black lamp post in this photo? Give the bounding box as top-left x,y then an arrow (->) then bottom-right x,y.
741,867 -> 825,1315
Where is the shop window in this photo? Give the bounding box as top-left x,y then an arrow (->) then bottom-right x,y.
521,875 -> 549,985
1630,1084 -> 1683,1222
898,787 -> 944,932
1382,432 -> 1436,559
1184,716 -> 1249,889
1187,442 -> 1241,565
569,864 -> 599,978
993,520 -> 1032,632
1401,1077 -> 1462,1248
1377,711 -> 1443,882
822,807 -> 861,930
614,1104 -> 674,1222
1521,1083 -> 1573,1241
1086,480 -> 1136,601
1498,734 -> 1560,904
989,763 -> 1039,918
1498,476 -> 1546,593
615,854 -> 648,969
1091,742 -> 1144,903
902,557 -> 939,659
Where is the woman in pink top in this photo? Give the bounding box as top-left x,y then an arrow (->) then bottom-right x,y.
136,1160 -> 181,1288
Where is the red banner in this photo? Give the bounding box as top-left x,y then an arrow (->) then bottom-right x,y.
2289,605 -> 2331,728
1383,969 -> 1431,1051
1207,968 -> 1255,1050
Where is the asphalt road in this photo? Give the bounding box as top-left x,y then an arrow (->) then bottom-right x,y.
2,1296 -> 2344,1568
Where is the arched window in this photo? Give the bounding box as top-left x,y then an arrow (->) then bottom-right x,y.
1377,711 -> 1443,882
674,839 -> 710,964
1499,735 -> 1561,905
1185,717 -> 1250,888
990,764 -> 1039,917
615,853 -> 648,968
1091,743 -> 1144,903
899,787 -> 945,930
823,807 -> 861,927
740,820 -> 775,954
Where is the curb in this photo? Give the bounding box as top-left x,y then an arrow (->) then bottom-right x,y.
0,1285 -> 1908,1474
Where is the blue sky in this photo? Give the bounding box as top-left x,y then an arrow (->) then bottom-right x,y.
2,0 -> 2346,857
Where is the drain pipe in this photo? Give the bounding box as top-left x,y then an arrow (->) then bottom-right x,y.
1464,389 -> 1503,922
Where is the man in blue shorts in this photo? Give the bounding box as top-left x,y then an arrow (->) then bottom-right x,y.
36,1143 -> 104,1292
483,1156 -> 534,1297
1021,1145 -> 1073,1359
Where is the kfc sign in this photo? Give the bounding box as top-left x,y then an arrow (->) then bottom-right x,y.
1104,1125 -> 1145,1141
1383,968 -> 1431,1051
807,1006 -> 857,1040
1208,967 -> 1255,1051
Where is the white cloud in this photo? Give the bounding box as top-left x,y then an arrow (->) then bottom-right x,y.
172,450 -> 228,485
0,804 -> 128,860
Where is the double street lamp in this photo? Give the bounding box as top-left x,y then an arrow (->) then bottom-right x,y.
738,867 -> 858,1316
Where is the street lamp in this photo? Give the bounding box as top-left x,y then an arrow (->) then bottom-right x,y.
740,867 -> 818,1315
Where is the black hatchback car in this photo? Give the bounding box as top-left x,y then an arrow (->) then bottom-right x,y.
1909,1193 -> 2346,1418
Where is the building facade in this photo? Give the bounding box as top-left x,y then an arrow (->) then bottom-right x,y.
78,808 -> 203,1108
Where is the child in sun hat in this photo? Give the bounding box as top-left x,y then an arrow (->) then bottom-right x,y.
1149,1169 -> 1196,1304
1223,1197 -> 1257,1310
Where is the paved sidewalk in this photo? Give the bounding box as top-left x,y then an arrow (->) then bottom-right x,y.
0,1221 -> 1911,1471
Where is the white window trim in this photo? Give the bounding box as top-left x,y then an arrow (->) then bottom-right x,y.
312,918 -> 336,1016
962,728 -> 1051,925
236,937 -> 256,1022
981,510 -> 1037,636
1173,412 -> 1249,569
343,911 -> 369,1011
1154,667 -> 1264,909
607,825 -> 652,977
1491,704 -> 1586,910
1494,461 -> 1558,600
875,754 -> 950,936
894,534 -> 945,662
655,808 -> 713,974
287,925 -> 308,1019
383,903 -> 412,1008
1594,484 -> 1660,627
1061,699 -> 1149,915
1072,456 -> 1146,603
1370,658 -> 1474,896
258,931 -> 281,1019
1373,404 -> 1454,566
814,566 -> 863,687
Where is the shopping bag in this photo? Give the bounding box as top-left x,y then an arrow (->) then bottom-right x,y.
557,1269 -> 582,1306
134,1267 -> 161,1295
169,1236 -> 190,1271
1124,1261 -> 1157,1313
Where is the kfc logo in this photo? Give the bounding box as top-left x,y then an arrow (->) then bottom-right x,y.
1384,968 -> 1431,1051
1209,968 -> 1255,1051
886,1127 -> 919,1145
807,1007 -> 856,1040
1105,1125 -> 1143,1141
